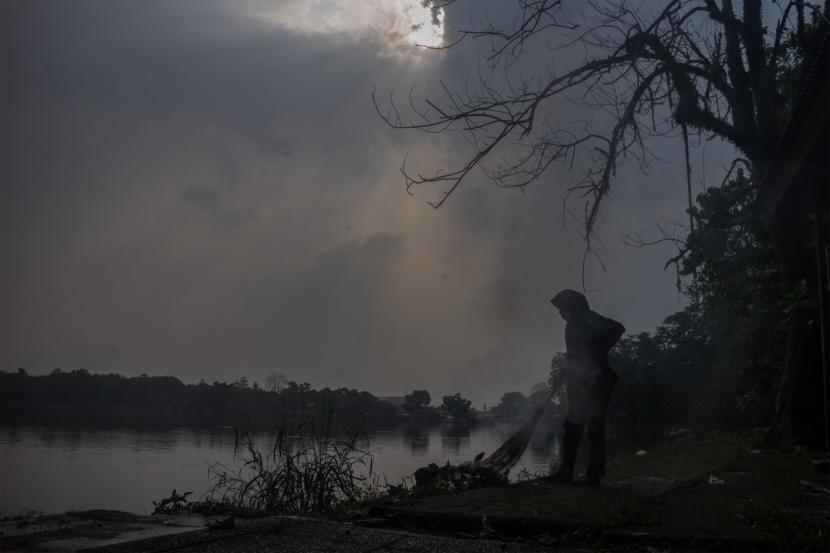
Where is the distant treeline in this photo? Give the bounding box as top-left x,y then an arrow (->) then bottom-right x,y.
0,369 -> 398,430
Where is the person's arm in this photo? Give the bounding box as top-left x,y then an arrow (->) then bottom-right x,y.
549,356 -> 567,393
601,319 -> 625,358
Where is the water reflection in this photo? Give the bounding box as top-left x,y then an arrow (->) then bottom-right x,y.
527,430 -> 559,475
440,423 -> 470,456
441,422 -> 470,439
0,422 -> 655,516
402,424 -> 430,456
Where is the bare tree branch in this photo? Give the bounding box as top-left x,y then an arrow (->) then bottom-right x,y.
376,0 -> 808,253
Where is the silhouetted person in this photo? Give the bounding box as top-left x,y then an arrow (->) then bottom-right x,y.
547,289 -> 624,485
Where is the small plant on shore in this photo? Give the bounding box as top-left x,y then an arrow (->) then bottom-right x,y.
515,468 -> 546,482
152,489 -> 193,515
205,413 -> 377,514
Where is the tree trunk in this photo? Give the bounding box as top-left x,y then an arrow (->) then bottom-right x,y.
766,181 -> 825,449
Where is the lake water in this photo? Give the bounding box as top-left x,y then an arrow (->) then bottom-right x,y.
1,423 -> 573,516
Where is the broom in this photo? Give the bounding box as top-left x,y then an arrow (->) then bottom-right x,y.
481,386 -> 559,474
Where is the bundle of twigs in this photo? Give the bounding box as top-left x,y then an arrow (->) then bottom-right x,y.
481,388 -> 556,474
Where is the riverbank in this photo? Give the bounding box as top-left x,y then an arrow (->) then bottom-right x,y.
3,431 -> 828,552
368,430 -> 829,551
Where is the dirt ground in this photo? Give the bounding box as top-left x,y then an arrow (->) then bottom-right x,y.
0,510 -> 216,552
370,431 -> 830,551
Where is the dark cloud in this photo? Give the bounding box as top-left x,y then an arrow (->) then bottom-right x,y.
1,0 -> 735,405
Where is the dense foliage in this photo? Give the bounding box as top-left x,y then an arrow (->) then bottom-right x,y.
403,389 -> 431,413
0,368 -> 397,429
441,392 -> 473,420
598,172 -> 787,427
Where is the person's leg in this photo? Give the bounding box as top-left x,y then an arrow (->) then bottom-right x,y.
585,373 -> 616,481
586,414 -> 607,478
550,418 -> 583,481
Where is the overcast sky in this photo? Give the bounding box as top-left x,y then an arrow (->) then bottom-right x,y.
1,1 -> 735,406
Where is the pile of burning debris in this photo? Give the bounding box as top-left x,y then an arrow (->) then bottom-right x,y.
411,453 -> 508,493
406,398 -> 552,494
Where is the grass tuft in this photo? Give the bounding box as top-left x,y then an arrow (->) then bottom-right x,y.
205,415 -> 378,515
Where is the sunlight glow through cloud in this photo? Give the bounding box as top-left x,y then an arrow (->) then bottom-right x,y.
405,1 -> 445,47
247,0 -> 445,52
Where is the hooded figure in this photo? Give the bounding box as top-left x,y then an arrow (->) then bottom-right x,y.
548,289 -> 624,485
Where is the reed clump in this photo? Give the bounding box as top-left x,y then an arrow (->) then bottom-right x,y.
206,417 -> 377,514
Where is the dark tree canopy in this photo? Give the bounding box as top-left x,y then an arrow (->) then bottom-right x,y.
376,0 -> 827,238
492,391 -> 530,420
0,370 -> 398,429
404,389 -> 432,412
442,392 -> 474,419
